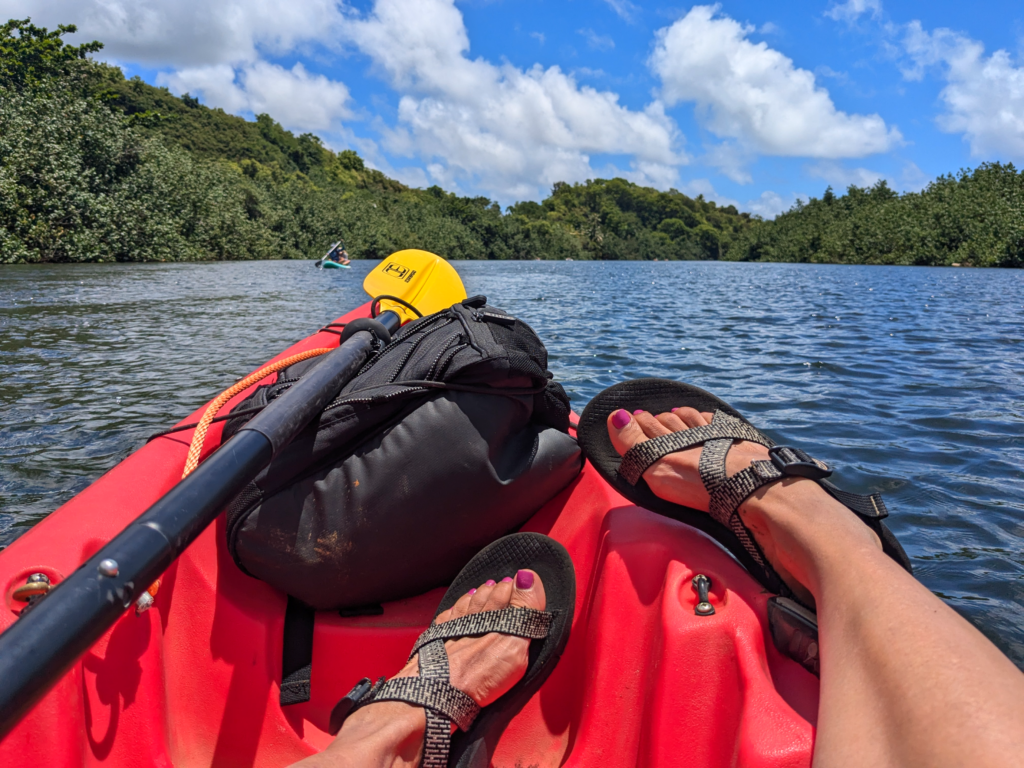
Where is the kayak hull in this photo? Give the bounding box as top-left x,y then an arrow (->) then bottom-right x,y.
320,260 -> 350,269
0,302 -> 817,767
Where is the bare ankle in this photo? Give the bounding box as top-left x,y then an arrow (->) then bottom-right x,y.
739,478 -> 882,604
320,702 -> 425,768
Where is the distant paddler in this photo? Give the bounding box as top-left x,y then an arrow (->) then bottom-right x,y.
317,240 -> 352,269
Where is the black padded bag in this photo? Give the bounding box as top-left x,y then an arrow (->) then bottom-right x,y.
221,296 -> 581,611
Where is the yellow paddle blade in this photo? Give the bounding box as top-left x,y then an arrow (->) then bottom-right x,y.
362,249 -> 467,322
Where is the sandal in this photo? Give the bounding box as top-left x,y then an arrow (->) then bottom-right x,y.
328,532 -> 575,767
577,378 -> 911,599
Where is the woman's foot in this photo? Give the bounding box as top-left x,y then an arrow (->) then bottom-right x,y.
392,569 -> 547,709
297,570 -> 546,767
606,407 -> 880,606
608,407 -> 771,511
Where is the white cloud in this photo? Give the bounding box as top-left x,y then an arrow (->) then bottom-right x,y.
677,179 -> 741,210
702,142 -> 753,184
807,161 -> 884,190
160,61 -> 352,133
825,0 -> 882,24
817,65 -> 850,84
746,190 -> 800,218
903,21 -> 1024,160
21,0 -> 685,201
387,164 -> 431,189
579,28 -> 615,52
615,161 -> 687,192
806,160 -> 930,195
603,0 -> 639,23
10,0 -> 345,67
650,5 -> 900,159
346,0 -> 684,201
18,0 -> 354,135
530,31 -> 545,45
900,161 -> 929,192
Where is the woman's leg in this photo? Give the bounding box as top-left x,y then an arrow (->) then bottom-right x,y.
290,569 -> 546,768
609,408 -> 1024,768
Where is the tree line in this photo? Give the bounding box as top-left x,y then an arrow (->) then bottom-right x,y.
1,20 -> 1020,267
727,167 -> 1023,268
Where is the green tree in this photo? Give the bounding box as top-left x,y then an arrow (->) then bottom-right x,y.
0,19 -> 101,91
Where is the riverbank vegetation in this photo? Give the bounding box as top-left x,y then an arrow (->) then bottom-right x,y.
727,164 -> 1023,268
0,20 -> 746,264
1,20 -> 1021,266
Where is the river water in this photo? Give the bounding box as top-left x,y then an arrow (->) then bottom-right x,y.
2,260 -> 1023,666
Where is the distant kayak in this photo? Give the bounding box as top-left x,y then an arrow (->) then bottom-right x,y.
318,239 -> 351,269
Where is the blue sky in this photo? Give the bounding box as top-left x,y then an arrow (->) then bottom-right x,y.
9,0 -> 1024,215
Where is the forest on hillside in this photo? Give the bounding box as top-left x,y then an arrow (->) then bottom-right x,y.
727,165 -> 1023,268
1,20 -> 1021,267
0,20 -> 748,264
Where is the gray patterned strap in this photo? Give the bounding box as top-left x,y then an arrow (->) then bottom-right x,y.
410,607 -> 554,658
417,640 -> 454,768
697,437 -> 732,493
708,460 -> 783,527
618,411 -> 772,485
353,607 -> 554,767
367,676 -> 481,732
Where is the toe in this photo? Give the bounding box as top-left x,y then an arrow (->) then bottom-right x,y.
484,577 -> 514,611
510,569 -> 547,611
633,410 -> 672,438
607,409 -> 650,457
655,411 -> 688,432
671,407 -> 707,428
445,588 -> 477,620
468,581 -> 495,612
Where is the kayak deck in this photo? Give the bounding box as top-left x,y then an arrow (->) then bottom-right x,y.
0,303 -> 817,767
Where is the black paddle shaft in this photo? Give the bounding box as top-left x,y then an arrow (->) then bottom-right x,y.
0,312 -> 400,737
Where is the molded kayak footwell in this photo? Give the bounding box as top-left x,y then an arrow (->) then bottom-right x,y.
0,302 -> 817,767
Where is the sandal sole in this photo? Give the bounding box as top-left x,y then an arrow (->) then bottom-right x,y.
442,532 -> 576,768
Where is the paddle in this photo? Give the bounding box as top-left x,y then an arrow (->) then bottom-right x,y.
0,251 -> 468,737
315,240 -> 342,268
364,248 -> 467,323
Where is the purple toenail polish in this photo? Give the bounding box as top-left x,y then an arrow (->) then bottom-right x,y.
515,570 -> 534,590
485,579 -> 496,586
501,576 -> 513,583
468,588 -> 477,595
633,409 -> 644,416
611,409 -> 631,429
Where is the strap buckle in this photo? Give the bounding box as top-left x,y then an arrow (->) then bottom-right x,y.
328,676 -> 379,735
768,445 -> 832,480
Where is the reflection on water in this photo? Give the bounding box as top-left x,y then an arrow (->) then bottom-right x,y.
2,260 -> 1022,665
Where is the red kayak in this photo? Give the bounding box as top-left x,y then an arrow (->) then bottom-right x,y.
0,300 -> 818,767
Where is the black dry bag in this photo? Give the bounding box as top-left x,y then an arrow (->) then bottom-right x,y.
221,296 -> 582,611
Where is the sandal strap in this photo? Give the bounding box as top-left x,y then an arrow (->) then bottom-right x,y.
365,674 -> 481,733
697,436 -> 733,493
618,411 -> 772,486
410,607 -> 554,658
345,605 -> 554,766
418,639 -> 456,768
820,479 -> 889,519
618,409 -> 782,575
708,460 -> 783,527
